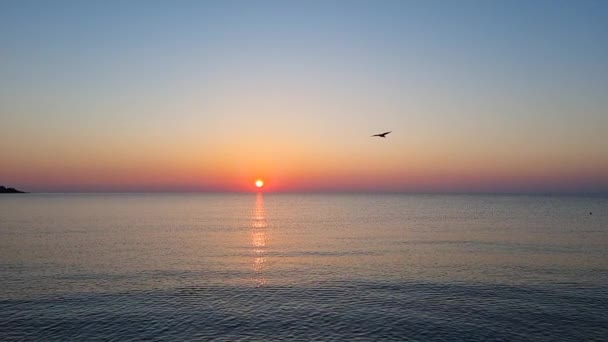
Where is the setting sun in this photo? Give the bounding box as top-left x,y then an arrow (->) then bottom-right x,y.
255,179 -> 264,188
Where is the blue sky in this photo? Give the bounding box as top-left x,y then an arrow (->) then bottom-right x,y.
1,0 -> 607,192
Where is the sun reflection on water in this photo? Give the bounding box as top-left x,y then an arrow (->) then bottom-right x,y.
250,193 -> 268,285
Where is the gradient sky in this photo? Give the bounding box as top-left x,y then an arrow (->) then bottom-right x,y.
1,0 -> 607,192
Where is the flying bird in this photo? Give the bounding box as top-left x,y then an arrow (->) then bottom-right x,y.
371,131 -> 392,138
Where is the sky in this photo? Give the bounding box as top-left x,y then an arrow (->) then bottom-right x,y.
1,0 -> 607,193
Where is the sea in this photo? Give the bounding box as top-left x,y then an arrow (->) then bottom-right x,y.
0,193 -> 607,341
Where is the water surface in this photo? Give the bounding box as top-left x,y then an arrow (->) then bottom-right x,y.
1,194 -> 607,341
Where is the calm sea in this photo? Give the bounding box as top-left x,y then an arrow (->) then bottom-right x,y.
1,194 -> 607,341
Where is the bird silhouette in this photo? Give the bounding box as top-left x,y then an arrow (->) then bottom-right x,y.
371,131 -> 392,138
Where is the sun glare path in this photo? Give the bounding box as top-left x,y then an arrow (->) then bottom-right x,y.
255,179 -> 264,189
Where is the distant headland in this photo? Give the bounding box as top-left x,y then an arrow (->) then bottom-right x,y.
0,186 -> 27,193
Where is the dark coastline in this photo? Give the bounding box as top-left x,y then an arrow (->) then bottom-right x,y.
0,186 -> 27,193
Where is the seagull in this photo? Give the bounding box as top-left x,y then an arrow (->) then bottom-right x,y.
371,131 -> 392,138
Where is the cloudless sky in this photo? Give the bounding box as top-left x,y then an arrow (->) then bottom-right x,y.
1,0 -> 607,192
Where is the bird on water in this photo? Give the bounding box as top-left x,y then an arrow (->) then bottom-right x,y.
371,131 -> 392,138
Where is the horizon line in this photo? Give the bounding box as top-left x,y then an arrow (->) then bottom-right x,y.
8,191 -> 608,197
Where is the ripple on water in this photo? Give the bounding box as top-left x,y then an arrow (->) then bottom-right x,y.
1,280 -> 607,341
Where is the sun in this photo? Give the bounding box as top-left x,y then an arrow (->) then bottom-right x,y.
255,179 -> 264,188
